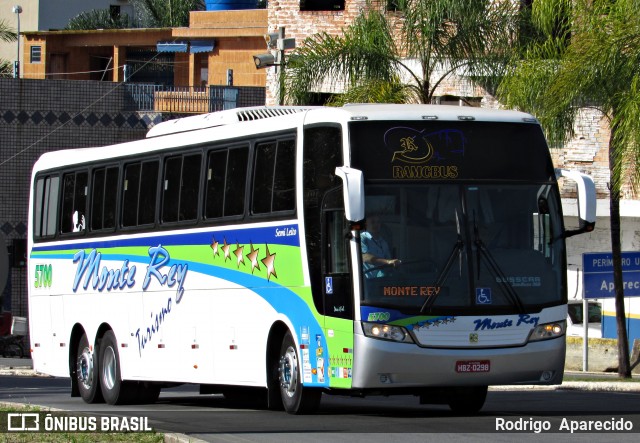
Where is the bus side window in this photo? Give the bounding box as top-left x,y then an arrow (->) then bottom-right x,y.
252,139 -> 296,215
60,171 -> 88,234
204,146 -> 248,220
91,166 -> 119,231
122,160 -> 159,227
162,153 -> 202,224
34,175 -> 60,239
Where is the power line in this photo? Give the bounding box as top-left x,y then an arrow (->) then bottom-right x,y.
0,48 -> 172,168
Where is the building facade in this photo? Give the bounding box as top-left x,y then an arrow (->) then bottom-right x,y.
0,0 -> 135,76
20,10 -> 268,89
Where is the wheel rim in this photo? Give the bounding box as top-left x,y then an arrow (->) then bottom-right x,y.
102,345 -> 117,391
279,345 -> 298,398
77,347 -> 93,390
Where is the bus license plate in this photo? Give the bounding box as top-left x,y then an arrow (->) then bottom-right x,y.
456,360 -> 490,373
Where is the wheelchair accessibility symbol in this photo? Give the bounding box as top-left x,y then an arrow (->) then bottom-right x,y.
325,277 -> 333,295
476,288 -> 492,304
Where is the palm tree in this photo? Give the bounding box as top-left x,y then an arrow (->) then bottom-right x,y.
284,0 -> 521,105
0,19 -> 17,78
498,0 -> 640,378
132,0 -> 206,27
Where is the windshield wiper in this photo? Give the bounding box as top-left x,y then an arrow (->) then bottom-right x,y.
473,213 -> 525,314
420,210 -> 463,313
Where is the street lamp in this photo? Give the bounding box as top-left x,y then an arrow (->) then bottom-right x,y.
12,5 -> 22,79
252,27 -> 296,105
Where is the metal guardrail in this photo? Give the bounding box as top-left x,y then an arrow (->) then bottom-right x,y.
124,84 -> 239,113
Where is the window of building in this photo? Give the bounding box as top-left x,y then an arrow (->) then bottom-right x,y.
30,46 -> 42,64
300,0 -> 345,11
110,5 -> 121,20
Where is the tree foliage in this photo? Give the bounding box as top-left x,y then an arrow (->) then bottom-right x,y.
66,9 -> 132,30
0,19 -> 17,78
132,0 -> 206,27
0,19 -> 17,43
498,0 -> 640,378
284,0 -> 520,105
64,1 -> 206,30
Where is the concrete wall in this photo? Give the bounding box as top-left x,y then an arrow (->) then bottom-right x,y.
566,337 -> 640,374
0,78 -> 161,318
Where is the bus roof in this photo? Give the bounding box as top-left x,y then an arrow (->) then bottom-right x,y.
147,104 -> 538,138
32,104 -> 538,173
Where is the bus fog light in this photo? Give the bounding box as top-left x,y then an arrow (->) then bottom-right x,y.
379,373 -> 391,383
541,371 -> 554,381
362,322 -> 413,343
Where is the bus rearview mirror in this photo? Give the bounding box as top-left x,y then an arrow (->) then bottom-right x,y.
335,166 -> 364,222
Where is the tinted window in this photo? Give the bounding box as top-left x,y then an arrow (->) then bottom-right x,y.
350,121 -> 554,182
122,160 -> 158,227
34,175 -> 60,239
162,153 -> 202,223
252,139 -> 296,215
91,166 -> 119,231
205,146 -> 248,220
252,142 -> 276,214
60,171 -> 88,234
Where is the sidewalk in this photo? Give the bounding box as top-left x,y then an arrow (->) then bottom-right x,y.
2,358 -> 639,392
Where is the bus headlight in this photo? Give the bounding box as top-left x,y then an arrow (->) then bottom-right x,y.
528,321 -> 565,342
362,322 -> 414,343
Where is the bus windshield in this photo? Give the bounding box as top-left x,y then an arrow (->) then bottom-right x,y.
350,120 -> 565,315
359,183 -> 565,314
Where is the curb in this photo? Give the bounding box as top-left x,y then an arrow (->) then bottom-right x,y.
163,433 -> 209,443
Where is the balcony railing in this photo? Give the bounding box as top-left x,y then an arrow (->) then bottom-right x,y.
124,84 -> 240,113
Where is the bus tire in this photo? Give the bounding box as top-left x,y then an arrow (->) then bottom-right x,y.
76,333 -> 103,403
99,330 -> 133,405
447,386 -> 487,414
278,331 -> 321,414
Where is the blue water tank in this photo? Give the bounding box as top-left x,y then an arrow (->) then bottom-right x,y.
206,0 -> 258,10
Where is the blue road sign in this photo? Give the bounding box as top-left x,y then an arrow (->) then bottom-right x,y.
583,252 -> 640,299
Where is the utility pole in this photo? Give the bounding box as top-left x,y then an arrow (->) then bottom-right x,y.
12,5 -> 22,79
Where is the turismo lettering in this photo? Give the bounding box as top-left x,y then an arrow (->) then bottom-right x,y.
135,296 -> 172,356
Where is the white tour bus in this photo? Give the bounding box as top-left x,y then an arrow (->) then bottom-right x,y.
28,104 -> 596,414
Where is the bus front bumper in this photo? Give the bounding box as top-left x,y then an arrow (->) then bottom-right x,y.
351,332 -> 565,389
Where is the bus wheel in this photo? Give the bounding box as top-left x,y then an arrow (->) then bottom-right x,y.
447,386 -> 488,414
99,330 -> 132,405
76,333 -> 103,403
278,331 -> 321,414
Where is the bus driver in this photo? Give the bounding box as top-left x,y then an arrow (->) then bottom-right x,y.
361,214 -> 401,278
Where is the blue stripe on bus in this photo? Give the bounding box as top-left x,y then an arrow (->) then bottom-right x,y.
32,224 -> 301,252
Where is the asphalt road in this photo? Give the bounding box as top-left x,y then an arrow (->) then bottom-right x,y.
1,372 -> 640,442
